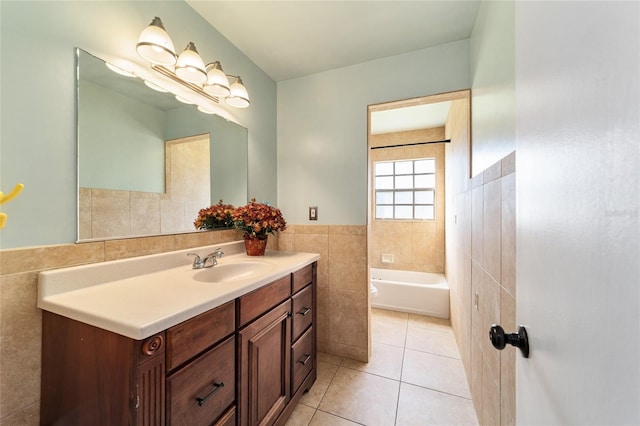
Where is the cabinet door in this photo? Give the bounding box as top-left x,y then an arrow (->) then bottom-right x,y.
167,336 -> 236,426
238,299 -> 292,426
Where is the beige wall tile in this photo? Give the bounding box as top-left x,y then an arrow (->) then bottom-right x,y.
501,151 -> 516,176
500,288 -> 516,425
323,341 -> 368,363
483,159 -> 502,184
329,289 -> 368,349
328,225 -> 366,235
78,187 -> 92,240
160,199 -> 186,233
329,262 -> 367,293
104,234 -> 176,261
91,189 -> 130,239
1,242 -> 105,275
501,173 -> 516,297
130,192 -> 161,236
0,273 -> 41,420
329,234 -> 366,266
277,233 -> 295,251
471,186 -> 483,263
172,229 -> 241,251
296,225 -> 328,235
483,178 -> 501,282
0,402 -> 38,426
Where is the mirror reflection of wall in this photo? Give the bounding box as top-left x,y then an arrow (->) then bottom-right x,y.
76,48 -> 248,241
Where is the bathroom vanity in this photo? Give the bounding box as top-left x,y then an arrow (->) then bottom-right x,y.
38,242 -> 319,426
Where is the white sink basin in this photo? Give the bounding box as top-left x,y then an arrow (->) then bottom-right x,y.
192,261 -> 273,283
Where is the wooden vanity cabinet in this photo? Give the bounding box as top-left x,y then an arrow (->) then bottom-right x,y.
40,262 -> 317,426
41,312 -> 167,425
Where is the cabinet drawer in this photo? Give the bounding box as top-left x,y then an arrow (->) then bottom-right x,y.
292,284 -> 313,342
291,327 -> 314,394
237,275 -> 291,327
167,335 -> 236,426
214,405 -> 236,426
292,263 -> 313,294
166,301 -> 235,371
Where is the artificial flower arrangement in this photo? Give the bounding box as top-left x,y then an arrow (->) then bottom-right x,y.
194,200 -> 236,230
231,198 -> 287,240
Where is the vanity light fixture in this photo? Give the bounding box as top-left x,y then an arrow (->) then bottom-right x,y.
136,16 -> 250,108
175,42 -> 207,84
226,76 -> 250,108
204,61 -> 230,97
136,17 -> 177,66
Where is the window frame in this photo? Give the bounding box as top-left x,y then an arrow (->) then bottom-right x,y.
373,157 -> 437,221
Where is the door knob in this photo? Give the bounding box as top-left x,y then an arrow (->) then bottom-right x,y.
489,324 -> 530,358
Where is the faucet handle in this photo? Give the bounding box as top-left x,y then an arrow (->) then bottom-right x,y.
187,252 -> 204,269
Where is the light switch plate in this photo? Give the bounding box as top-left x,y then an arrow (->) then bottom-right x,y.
309,206 -> 318,221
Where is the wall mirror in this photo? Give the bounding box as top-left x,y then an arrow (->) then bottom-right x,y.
76,48 -> 248,241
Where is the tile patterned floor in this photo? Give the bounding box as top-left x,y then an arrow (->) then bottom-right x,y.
286,308 -> 478,426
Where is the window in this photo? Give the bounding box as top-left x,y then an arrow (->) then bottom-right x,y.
374,158 -> 436,220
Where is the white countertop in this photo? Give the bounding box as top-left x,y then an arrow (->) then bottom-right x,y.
38,241 -> 320,340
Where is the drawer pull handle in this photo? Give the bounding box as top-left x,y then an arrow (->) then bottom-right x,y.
196,382 -> 224,406
299,307 -> 312,316
299,354 -> 312,365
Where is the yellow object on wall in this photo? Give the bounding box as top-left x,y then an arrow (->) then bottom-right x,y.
0,183 -> 24,229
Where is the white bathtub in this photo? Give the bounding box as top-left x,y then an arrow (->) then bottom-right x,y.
370,268 -> 450,319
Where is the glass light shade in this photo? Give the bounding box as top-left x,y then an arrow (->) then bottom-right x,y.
226,76 -> 250,108
175,95 -> 195,105
136,17 -> 176,66
175,42 -> 207,84
197,105 -> 217,114
105,62 -> 136,78
203,62 -> 231,97
143,80 -> 168,93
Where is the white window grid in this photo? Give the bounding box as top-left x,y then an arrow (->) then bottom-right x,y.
374,158 -> 436,220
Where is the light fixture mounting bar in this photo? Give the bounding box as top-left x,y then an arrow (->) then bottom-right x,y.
152,65 -> 220,104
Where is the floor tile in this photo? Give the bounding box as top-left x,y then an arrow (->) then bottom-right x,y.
402,349 -> 472,399
317,360 -> 339,385
405,326 -> 461,359
372,308 -> 409,324
408,313 -> 453,334
396,382 -> 478,426
309,410 -> 361,426
341,341 -> 404,380
285,403 -> 316,426
318,366 -> 399,426
299,380 -> 330,409
372,318 -> 407,347
318,351 -> 343,366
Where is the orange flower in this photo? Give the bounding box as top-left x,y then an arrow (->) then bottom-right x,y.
194,200 -> 235,230
231,199 -> 287,238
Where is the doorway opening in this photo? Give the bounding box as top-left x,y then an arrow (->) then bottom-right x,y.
366,90 -> 471,355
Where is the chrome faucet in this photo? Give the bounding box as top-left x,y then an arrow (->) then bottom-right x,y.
187,248 -> 224,269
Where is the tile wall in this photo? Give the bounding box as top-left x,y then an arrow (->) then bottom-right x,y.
444,92 -> 516,425
279,225 -> 369,362
369,142 -> 445,273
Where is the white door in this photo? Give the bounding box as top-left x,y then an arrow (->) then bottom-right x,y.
515,2 -> 639,424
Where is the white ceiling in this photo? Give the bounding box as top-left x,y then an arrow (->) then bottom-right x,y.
370,101 -> 452,135
186,1 -> 479,133
186,1 -> 480,82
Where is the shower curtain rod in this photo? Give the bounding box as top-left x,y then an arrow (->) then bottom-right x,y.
370,139 -> 451,150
